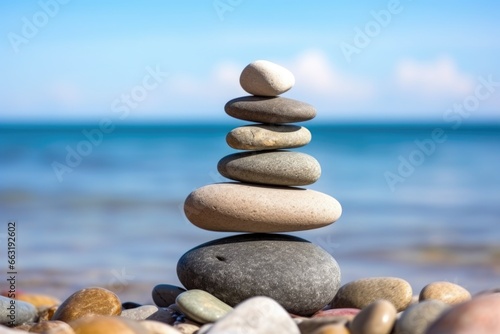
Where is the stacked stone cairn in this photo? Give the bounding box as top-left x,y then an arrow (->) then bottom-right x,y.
177,60 -> 343,318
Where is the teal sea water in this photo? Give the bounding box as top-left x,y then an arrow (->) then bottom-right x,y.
1,123 -> 499,302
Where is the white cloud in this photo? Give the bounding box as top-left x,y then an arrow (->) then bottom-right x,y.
395,56 -> 473,98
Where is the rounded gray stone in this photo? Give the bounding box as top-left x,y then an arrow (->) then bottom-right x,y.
176,289 -> 232,324
217,150 -> 321,186
394,300 -> 449,334
0,295 -> 38,326
152,284 -> 186,307
176,233 -> 341,316
225,96 -> 316,124
239,60 -> 295,97
226,124 -> 311,150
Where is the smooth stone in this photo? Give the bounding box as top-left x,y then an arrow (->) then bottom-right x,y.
312,308 -> 360,321
141,320 -> 182,334
225,96 -> 316,124
69,316 -> 144,334
298,317 -> 349,334
16,294 -> 60,309
0,296 -> 38,326
121,305 -> 175,324
28,320 -> 73,333
239,60 -> 295,96
184,183 -> 342,233
177,233 -> 341,316
426,293 -> 500,333
52,287 -> 121,323
218,150 -> 321,186
152,285 -> 186,308
419,281 -> 471,305
173,323 -> 200,334
206,296 -> 300,334
350,300 -> 397,334
331,277 -> 412,312
37,306 -> 58,322
311,324 -> 350,334
175,290 -> 232,324
121,302 -> 142,310
394,300 -> 448,334
226,124 -> 311,150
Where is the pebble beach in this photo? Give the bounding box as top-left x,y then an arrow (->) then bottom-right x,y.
1,60 -> 500,333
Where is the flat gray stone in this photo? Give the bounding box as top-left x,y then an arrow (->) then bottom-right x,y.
176,290 -> 232,324
0,296 -> 38,326
225,96 -> 316,124
331,277 -> 413,312
394,300 -> 449,334
121,305 -> 175,324
152,284 -> 186,307
184,183 -> 342,233
226,124 -> 311,150
239,60 -> 295,96
217,150 -> 321,186
176,233 -> 341,316
206,296 -> 300,334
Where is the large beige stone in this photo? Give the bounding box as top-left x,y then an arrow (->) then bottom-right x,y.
184,183 -> 341,232
239,60 -> 295,96
419,281 -> 471,305
226,124 -> 311,150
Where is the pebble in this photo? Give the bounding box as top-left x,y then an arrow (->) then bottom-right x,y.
68,316 -> 144,334
122,302 -> 142,310
0,296 -> 38,326
173,323 -> 200,334
331,277 -> 412,312
217,150 -> 321,186
51,287 -> 121,323
177,233 -> 341,316
121,305 -> 175,324
426,293 -> 500,334
239,60 -> 295,96
206,296 -> 300,334
350,299 -> 397,334
312,308 -> 360,321
311,324 -> 350,334
394,299 -> 448,334
184,183 -> 342,233
141,320 -> 182,334
152,285 -> 186,308
225,96 -> 316,124
16,294 -> 60,309
226,124 -> 311,150
28,320 -> 73,333
297,317 -> 349,334
419,281 -> 471,305
175,289 -> 232,324
37,305 -> 58,322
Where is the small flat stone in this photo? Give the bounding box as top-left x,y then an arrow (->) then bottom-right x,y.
297,317 -> 349,334
141,320 -> 182,334
184,183 -> 342,233
239,60 -> 295,96
350,300 -> 397,334
226,124 -> 311,150
52,287 -> 121,323
16,294 -> 60,308
175,290 -> 232,324
427,293 -> 500,334
218,150 -> 321,186
28,320 -> 74,333
311,324 -> 350,334
206,296 -> 300,334
121,305 -> 175,324
152,285 -> 186,308
394,300 -> 448,334
69,316 -> 144,334
419,281 -> 471,305
331,277 -> 412,312
177,233 -> 341,316
225,96 -> 316,124
312,308 -> 360,321
173,323 -> 200,334
122,302 -> 142,310
0,296 -> 38,326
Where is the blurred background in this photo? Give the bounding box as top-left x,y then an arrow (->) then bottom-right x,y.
1,1 -> 499,302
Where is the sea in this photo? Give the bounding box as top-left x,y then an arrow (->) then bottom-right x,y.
1,123 -> 499,303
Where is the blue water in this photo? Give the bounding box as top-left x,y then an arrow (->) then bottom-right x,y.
1,124 -> 499,302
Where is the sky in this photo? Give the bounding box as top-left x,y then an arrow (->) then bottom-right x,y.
1,0 -> 499,123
